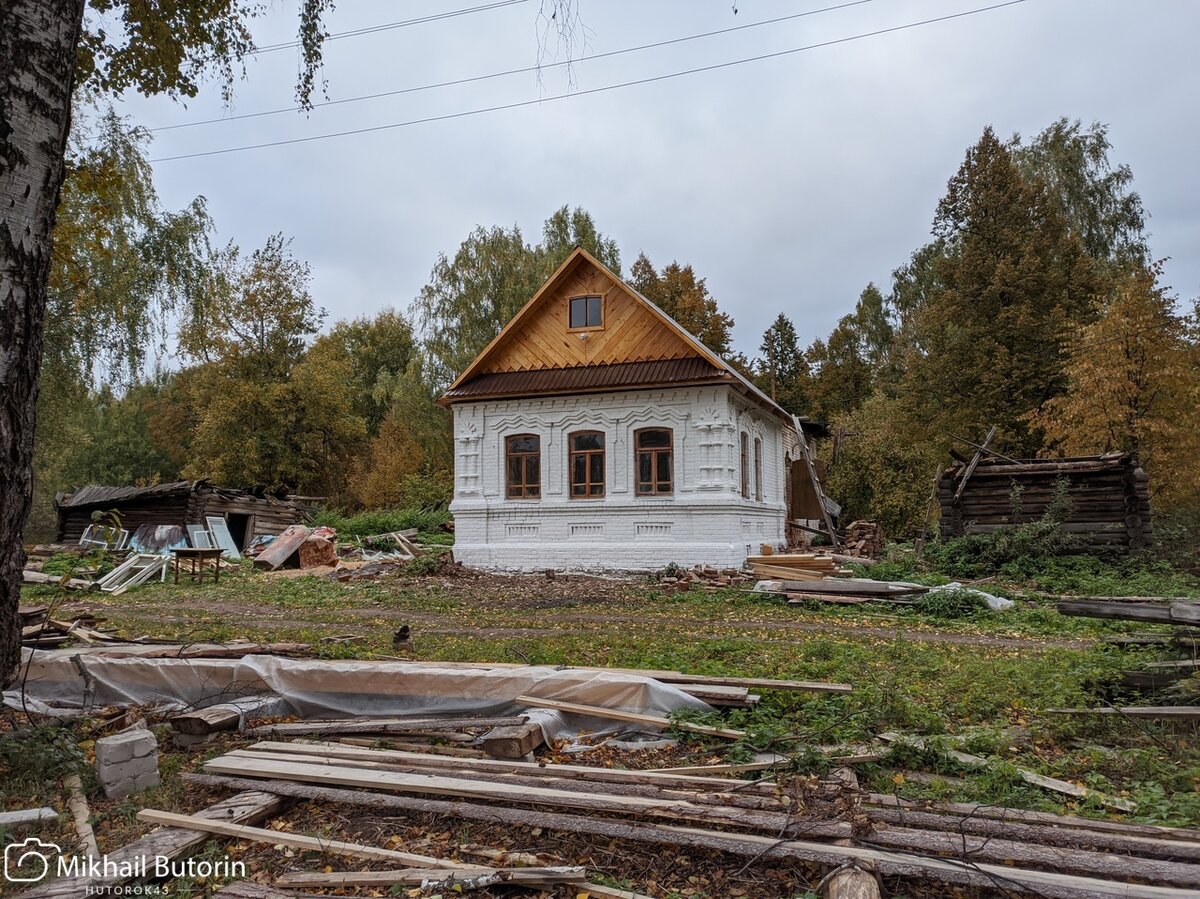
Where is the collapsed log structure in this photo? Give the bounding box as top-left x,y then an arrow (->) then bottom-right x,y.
938,452 -> 1152,553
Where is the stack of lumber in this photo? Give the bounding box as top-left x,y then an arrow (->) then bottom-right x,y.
671,564 -> 755,588
21,569 -> 93,592
1058,596 -> 1200,688
754,578 -> 928,605
939,452 -> 1153,553
842,520 -> 883,558
746,553 -> 852,581
19,606 -> 116,648
183,740 -> 1200,898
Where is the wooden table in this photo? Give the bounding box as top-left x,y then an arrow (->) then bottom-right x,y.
172,547 -> 224,585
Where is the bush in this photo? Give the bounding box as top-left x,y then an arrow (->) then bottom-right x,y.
919,587 -> 990,620
312,506 -> 452,538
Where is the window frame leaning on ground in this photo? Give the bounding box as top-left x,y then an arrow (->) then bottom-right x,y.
634,427 -> 674,496
505,433 -> 541,499
568,430 -> 606,498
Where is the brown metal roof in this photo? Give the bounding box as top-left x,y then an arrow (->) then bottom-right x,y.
442,357 -> 729,402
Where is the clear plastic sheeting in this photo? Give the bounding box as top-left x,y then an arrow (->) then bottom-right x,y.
5,646 -> 712,740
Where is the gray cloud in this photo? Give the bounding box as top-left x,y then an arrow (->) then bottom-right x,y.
123,0 -> 1200,356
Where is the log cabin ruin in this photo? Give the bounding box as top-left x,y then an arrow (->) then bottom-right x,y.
55,481 -> 310,552
938,452 -> 1152,553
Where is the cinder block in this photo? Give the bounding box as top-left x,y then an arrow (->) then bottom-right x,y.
132,769 -> 160,792
95,729 -> 157,766
97,755 -> 155,784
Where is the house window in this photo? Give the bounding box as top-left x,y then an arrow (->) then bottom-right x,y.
569,430 -> 605,498
754,437 -> 763,502
569,295 -> 603,329
740,432 -> 750,499
635,428 -> 673,496
505,434 -> 540,498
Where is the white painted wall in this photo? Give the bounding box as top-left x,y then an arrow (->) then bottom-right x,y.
449,384 -> 789,571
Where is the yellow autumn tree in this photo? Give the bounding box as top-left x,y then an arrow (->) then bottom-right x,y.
1031,265 -> 1200,513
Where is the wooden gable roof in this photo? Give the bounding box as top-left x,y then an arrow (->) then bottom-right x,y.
440,247 -> 792,421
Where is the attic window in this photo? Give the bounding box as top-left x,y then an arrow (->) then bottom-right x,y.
569,295 -> 603,330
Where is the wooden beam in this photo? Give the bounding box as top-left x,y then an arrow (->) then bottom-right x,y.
246,740 -> 777,793
273,866 -> 585,889
135,809 -> 464,867
21,792 -> 285,899
952,424 -> 997,502
1044,706 -> 1200,720
245,715 -> 526,738
514,695 -> 745,739
184,775 -> 1193,899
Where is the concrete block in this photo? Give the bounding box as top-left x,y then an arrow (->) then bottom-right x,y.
97,756 -> 155,784
95,728 -> 156,766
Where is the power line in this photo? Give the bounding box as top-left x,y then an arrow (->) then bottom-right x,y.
151,0 -> 1031,164
152,0 -> 881,132
254,0 -> 530,54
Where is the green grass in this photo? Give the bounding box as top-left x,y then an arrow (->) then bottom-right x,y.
15,547 -> 1200,828
310,505 -> 452,540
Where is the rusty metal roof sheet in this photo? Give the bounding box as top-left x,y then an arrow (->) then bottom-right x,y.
442,357 -> 729,402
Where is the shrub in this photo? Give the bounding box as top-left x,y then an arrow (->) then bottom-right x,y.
312,506 -> 451,538
919,587 -> 991,620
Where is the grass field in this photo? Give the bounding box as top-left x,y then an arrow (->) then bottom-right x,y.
7,548 -> 1200,897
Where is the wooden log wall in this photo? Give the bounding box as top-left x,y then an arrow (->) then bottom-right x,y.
937,453 -> 1152,553
57,490 -> 306,544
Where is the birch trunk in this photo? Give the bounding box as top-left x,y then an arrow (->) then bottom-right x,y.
0,0 -> 87,685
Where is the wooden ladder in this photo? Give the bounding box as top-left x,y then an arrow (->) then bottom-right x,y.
791,415 -> 837,542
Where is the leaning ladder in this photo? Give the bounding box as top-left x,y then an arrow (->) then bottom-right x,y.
791,414 -> 837,542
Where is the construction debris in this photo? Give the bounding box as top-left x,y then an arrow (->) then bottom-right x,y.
180,739 -> 1200,898
842,520 -> 884,559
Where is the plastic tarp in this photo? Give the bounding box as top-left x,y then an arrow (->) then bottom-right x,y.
5,646 -> 712,740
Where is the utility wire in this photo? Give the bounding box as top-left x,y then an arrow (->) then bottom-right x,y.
151,0 -> 1031,163
253,0 -> 530,54
152,0 -> 881,132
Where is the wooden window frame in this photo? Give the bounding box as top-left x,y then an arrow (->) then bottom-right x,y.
567,294 -> 605,332
754,437 -> 763,502
568,430 -> 606,499
634,428 -> 674,496
505,433 -> 541,499
740,431 -> 750,499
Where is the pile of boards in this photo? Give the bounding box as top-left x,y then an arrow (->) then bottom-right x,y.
19,605 -> 118,649
755,577 -> 930,607
1055,595 -> 1200,716
133,740 -> 1200,899
746,553 -> 853,581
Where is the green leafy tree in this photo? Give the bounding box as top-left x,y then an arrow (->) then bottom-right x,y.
3,0 -> 584,686
175,236 -> 365,496
756,313 -> 809,414
628,253 -> 735,356
1010,118 -> 1149,267
310,309 -> 417,436
897,126 -> 1102,454
414,207 -> 620,388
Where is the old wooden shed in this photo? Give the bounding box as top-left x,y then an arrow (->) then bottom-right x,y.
938,452 -> 1152,553
54,481 -> 309,550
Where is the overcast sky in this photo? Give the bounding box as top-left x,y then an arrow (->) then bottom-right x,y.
116,0 -> 1200,358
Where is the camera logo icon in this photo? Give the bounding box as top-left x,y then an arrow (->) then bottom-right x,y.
5,837 -> 59,882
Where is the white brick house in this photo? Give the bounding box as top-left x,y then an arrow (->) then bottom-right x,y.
439,247 -> 801,572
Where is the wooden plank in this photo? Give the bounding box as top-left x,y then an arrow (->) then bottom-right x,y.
21,791 -> 285,899
251,524 -> 308,569
1044,706 -> 1200,720
514,695 -> 745,739
136,809 -> 462,867
246,716 -> 526,737
273,866 -> 585,889
205,753 -> 796,831
244,741 -> 777,792
952,424 -> 997,502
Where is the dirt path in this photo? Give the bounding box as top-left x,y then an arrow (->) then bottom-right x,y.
74,598 -> 1091,650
